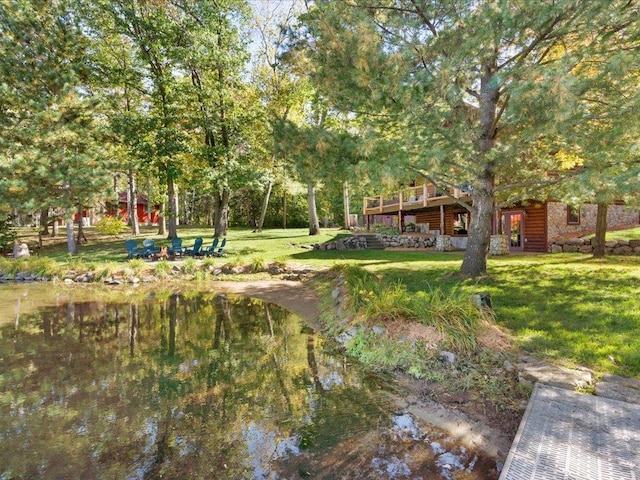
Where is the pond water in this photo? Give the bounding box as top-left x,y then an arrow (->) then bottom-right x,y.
0,285 -> 499,479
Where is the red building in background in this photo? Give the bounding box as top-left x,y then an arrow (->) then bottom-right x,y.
108,192 -> 160,225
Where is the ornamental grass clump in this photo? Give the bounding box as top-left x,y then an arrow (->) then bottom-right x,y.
338,265 -> 485,353
361,281 -> 413,322
249,257 -> 266,273
27,257 -> 60,278
154,259 -> 172,278
411,288 -> 486,352
340,264 -> 380,312
182,257 -> 197,274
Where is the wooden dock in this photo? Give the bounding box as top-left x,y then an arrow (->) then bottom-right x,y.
500,384 -> 640,479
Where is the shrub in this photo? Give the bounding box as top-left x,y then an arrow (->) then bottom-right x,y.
411,288 -> 486,351
249,257 -> 266,273
0,216 -> 17,253
154,259 -> 172,278
337,265 -> 485,353
370,223 -> 400,236
182,257 -> 198,274
95,216 -> 128,236
127,258 -> 146,276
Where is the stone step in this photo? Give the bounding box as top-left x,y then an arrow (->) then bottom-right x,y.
357,235 -> 385,249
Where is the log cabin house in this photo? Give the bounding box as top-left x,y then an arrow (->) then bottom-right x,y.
363,179 -> 639,253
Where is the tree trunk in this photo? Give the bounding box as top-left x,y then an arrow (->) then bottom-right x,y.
592,202 -> 608,258
76,203 -> 87,245
157,201 -> 167,236
307,181 -> 320,235
167,177 -> 178,238
214,189 -> 230,237
147,179 -> 152,226
460,185 -> 494,276
283,193 -> 287,229
65,213 -> 76,255
128,169 -> 140,236
255,180 -> 273,233
40,207 -> 49,236
460,64 -> 498,277
343,181 -> 351,230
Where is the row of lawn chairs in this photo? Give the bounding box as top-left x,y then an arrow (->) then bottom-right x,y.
126,237 -> 227,260
126,238 -> 161,259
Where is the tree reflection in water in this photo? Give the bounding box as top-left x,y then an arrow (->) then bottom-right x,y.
0,292 -> 389,479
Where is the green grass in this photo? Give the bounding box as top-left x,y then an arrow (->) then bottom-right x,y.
584,226 -> 640,241
7,225 -> 640,378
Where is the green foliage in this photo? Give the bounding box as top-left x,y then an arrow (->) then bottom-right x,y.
95,216 -> 128,236
370,223 -> 399,236
202,256 -> 217,268
154,259 -> 172,278
182,258 -> 198,275
338,264 -> 482,352
126,258 -> 146,276
0,216 -> 17,253
249,257 -> 266,273
26,257 -> 60,278
345,329 -> 435,378
411,289 -> 485,352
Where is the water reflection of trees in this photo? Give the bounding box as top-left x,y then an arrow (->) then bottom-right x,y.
0,292 -> 388,479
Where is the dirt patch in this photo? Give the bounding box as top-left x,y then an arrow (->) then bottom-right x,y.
209,280 -> 322,328
477,320 -> 514,351
385,320 -> 445,349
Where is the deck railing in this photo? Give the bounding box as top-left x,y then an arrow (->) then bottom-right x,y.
363,184 -> 472,214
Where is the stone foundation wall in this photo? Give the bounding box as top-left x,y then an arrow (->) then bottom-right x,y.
435,235 -> 452,252
550,237 -> 640,255
547,202 -> 639,242
489,235 -> 510,256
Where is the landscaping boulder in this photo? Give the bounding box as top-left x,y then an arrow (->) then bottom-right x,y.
517,355 -> 593,390
12,242 -> 30,258
595,374 -> 640,405
613,245 -> 633,255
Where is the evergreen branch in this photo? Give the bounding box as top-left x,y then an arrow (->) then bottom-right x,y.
408,0 -> 439,38
496,9 -> 571,70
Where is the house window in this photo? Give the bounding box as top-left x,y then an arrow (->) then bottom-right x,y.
453,212 -> 469,234
567,206 -> 580,225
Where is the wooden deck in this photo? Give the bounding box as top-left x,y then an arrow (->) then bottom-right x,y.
363,184 -> 472,216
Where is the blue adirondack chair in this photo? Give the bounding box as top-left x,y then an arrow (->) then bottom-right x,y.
184,237 -> 203,256
212,238 -> 227,257
141,238 -> 160,258
125,239 -> 142,259
167,237 -> 183,258
201,238 -> 219,256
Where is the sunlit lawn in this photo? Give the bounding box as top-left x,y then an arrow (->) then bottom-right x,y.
13,225 -> 640,378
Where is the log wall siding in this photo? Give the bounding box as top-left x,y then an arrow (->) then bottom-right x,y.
416,210 -> 443,233
415,205 -> 460,235
501,202 -> 547,253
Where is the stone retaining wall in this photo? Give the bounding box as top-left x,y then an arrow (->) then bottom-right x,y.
314,236 -> 368,250
378,234 -> 436,249
550,237 -> 640,254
